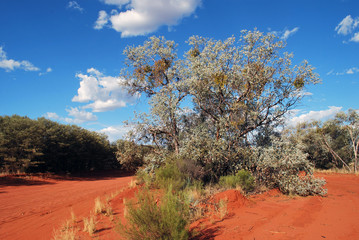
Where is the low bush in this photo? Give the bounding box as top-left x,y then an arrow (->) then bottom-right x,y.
154,162 -> 188,191
253,137 -> 327,196
118,187 -> 190,240
219,169 -> 255,192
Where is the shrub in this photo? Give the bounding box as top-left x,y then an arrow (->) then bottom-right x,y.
253,137 -> 327,196
219,169 -> 255,192
118,187 -> 190,240
83,213 -> 96,236
154,162 -> 188,191
116,140 -> 152,171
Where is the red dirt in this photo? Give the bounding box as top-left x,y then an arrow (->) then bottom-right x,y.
191,173 -> 359,240
1,173 -> 358,240
0,172 -> 134,240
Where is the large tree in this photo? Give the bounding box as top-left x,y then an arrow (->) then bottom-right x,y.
185,30 -> 319,146
123,30 -> 318,148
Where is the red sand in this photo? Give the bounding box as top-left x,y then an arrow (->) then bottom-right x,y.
0,173 -> 358,240
0,172 -> 133,240
191,173 -> 359,240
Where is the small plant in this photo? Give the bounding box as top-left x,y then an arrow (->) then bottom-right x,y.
118,187 -> 190,240
217,198 -> 228,220
219,169 -> 255,193
70,210 -> 76,224
155,162 -> 188,191
94,197 -> 105,214
83,213 -> 96,236
104,204 -> 113,217
254,137 -> 327,196
52,219 -> 77,240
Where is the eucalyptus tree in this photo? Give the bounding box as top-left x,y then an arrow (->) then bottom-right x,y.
121,31 -> 319,178
185,30 -> 319,147
122,36 -> 189,154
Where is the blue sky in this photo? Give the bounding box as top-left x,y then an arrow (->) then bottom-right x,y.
0,0 -> 358,141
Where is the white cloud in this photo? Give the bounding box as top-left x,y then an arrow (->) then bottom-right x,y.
281,27 -> 299,40
328,67 -> 359,75
0,47 -> 40,72
44,112 -> 60,120
97,0 -> 201,37
72,68 -> 139,112
346,67 -> 359,74
99,125 -> 132,142
66,107 -> 98,123
67,1 -> 84,12
350,32 -> 359,42
286,106 -> 342,127
45,108 -> 97,124
102,0 -> 130,7
94,10 -> 110,29
39,67 -> 53,76
335,15 -> 359,35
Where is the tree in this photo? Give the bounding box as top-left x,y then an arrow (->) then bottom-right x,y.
121,30 -> 319,179
333,109 -> 359,172
122,36 -> 188,154
185,30 -> 319,146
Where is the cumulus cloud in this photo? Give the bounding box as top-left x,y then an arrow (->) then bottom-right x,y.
350,32 -> 359,42
98,125 -> 132,142
335,15 -> 359,35
67,1 -> 84,12
0,47 -> 40,72
72,68 -> 138,112
66,107 -> 98,123
94,10 -> 109,29
281,27 -> 299,40
335,15 -> 359,43
286,106 -> 342,127
45,107 -> 97,124
96,0 -> 201,37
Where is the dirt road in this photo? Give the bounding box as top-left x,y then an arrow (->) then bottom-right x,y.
0,172 -> 133,240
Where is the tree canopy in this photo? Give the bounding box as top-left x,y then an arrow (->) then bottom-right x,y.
121,30 -> 319,180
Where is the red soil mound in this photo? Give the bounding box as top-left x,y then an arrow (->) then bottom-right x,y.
191,174 -> 359,240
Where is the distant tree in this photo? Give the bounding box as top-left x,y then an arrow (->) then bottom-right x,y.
0,115 -> 116,173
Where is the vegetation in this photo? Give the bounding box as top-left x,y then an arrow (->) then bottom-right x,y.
118,187 -> 190,240
285,109 -> 359,173
0,115 -> 117,173
219,169 -> 255,193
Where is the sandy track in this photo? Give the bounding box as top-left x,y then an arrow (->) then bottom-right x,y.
0,172 -> 133,240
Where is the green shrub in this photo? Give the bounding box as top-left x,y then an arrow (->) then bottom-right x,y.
118,187 -> 190,240
219,169 -> 255,192
254,137 -> 327,196
154,162 -> 188,191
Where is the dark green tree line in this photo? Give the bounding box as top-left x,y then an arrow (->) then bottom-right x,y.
0,115 -> 117,173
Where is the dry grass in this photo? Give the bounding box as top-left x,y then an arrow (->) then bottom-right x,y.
52,220 -> 77,240
217,198 -> 228,220
83,213 -> 96,236
70,210 -> 76,224
128,179 -> 137,188
94,197 -> 105,214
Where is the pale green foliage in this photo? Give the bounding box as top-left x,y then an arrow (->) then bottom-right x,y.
254,137 -> 327,196
118,187 -> 190,240
121,31 -> 320,185
219,169 -> 255,192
